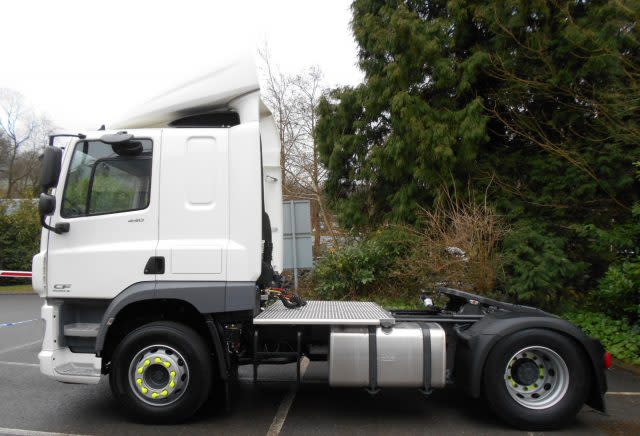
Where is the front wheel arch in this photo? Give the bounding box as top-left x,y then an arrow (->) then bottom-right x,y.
100,299 -> 215,371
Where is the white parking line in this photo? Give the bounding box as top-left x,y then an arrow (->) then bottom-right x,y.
0,360 -> 39,367
0,428 -> 90,436
266,358 -> 310,436
0,340 -> 41,355
606,391 -> 640,396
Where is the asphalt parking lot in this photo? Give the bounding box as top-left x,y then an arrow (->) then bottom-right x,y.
1,293 -> 639,436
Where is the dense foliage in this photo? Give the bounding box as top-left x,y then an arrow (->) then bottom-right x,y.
565,311 -> 640,365
594,257 -> 640,322
313,227 -> 415,300
0,200 -> 40,273
312,200 -> 507,303
316,0 -> 640,304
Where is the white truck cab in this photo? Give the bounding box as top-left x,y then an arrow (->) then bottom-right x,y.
34,57 -> 282,383
32,57 -> 609,430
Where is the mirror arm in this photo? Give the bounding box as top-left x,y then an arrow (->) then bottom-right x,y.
39,190 -> 69,235
40,215 -> 70,235
49,133 -> 86,146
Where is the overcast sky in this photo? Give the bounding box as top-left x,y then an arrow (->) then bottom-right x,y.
0,0 -> 363,130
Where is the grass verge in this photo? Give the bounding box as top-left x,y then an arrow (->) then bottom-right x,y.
0,284 -> 35,294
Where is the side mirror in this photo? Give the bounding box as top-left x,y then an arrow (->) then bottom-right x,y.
38,193 -> 56,216
41,146 -> 63,192
38,193 -> 69,234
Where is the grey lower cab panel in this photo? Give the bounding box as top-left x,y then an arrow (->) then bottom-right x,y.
254,300 -> 395,326
329,322 -> 447,389
94,280 -> 257,354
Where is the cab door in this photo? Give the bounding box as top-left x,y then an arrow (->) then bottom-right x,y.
46,130 -> 161,299
155,128 -> 229,283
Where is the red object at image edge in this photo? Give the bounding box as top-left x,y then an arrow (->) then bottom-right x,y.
0,271 -> 32,278
604,351 -> 613,369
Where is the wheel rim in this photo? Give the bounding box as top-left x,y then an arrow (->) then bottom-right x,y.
503,346 -> 569,410
128,344 -> 189,406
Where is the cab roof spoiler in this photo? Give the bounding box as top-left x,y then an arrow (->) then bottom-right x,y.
110,54 -> 263,129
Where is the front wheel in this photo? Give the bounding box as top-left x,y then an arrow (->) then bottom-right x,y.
109,321 -> 212,423
483,329 -> 590,430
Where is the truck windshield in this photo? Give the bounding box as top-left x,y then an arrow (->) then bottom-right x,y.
61,139 -> 153,218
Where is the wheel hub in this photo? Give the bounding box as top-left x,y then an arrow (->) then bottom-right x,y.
511,358 -> 539,386
128,345 -> 189,406
144,364 -> 170,389
503,346 -> 569,410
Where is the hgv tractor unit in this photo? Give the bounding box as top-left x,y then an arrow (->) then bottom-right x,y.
32,57 -> 609,430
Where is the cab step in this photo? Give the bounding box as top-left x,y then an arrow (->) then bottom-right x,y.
63,323 -> 100,338
54,362 -> 101,378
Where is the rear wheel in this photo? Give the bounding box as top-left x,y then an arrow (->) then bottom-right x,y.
482,329 -> 590,430
109,321 -> 212,423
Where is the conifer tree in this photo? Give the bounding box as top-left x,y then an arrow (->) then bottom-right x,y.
316,0 -> 640,297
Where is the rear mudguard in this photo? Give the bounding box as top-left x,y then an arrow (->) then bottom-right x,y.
454,310 -> 607,412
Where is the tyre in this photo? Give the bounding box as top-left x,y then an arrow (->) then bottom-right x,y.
482,328 -> 590,430
109,321 -> 212,423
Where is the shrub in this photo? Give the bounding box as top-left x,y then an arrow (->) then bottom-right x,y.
312,197 -> 508,302
565,311 -> 640,366
312,226 -> 415,300
502,222 -> 588,308
394,200 -> 507,296
594,258 -> 640,323
0,200 -> 40,273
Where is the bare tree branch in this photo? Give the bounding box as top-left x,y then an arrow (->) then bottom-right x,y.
259,49 -> 340,255
0,89 -> 53,198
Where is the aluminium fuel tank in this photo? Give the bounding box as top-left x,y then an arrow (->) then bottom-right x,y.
329,322 -> 446,389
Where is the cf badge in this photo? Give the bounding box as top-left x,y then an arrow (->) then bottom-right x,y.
53,284 -> 71,292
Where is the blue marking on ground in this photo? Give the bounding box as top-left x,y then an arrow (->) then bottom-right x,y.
0,319 -> 38,328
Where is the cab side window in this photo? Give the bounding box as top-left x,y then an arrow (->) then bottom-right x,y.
61,139 -> 153,218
